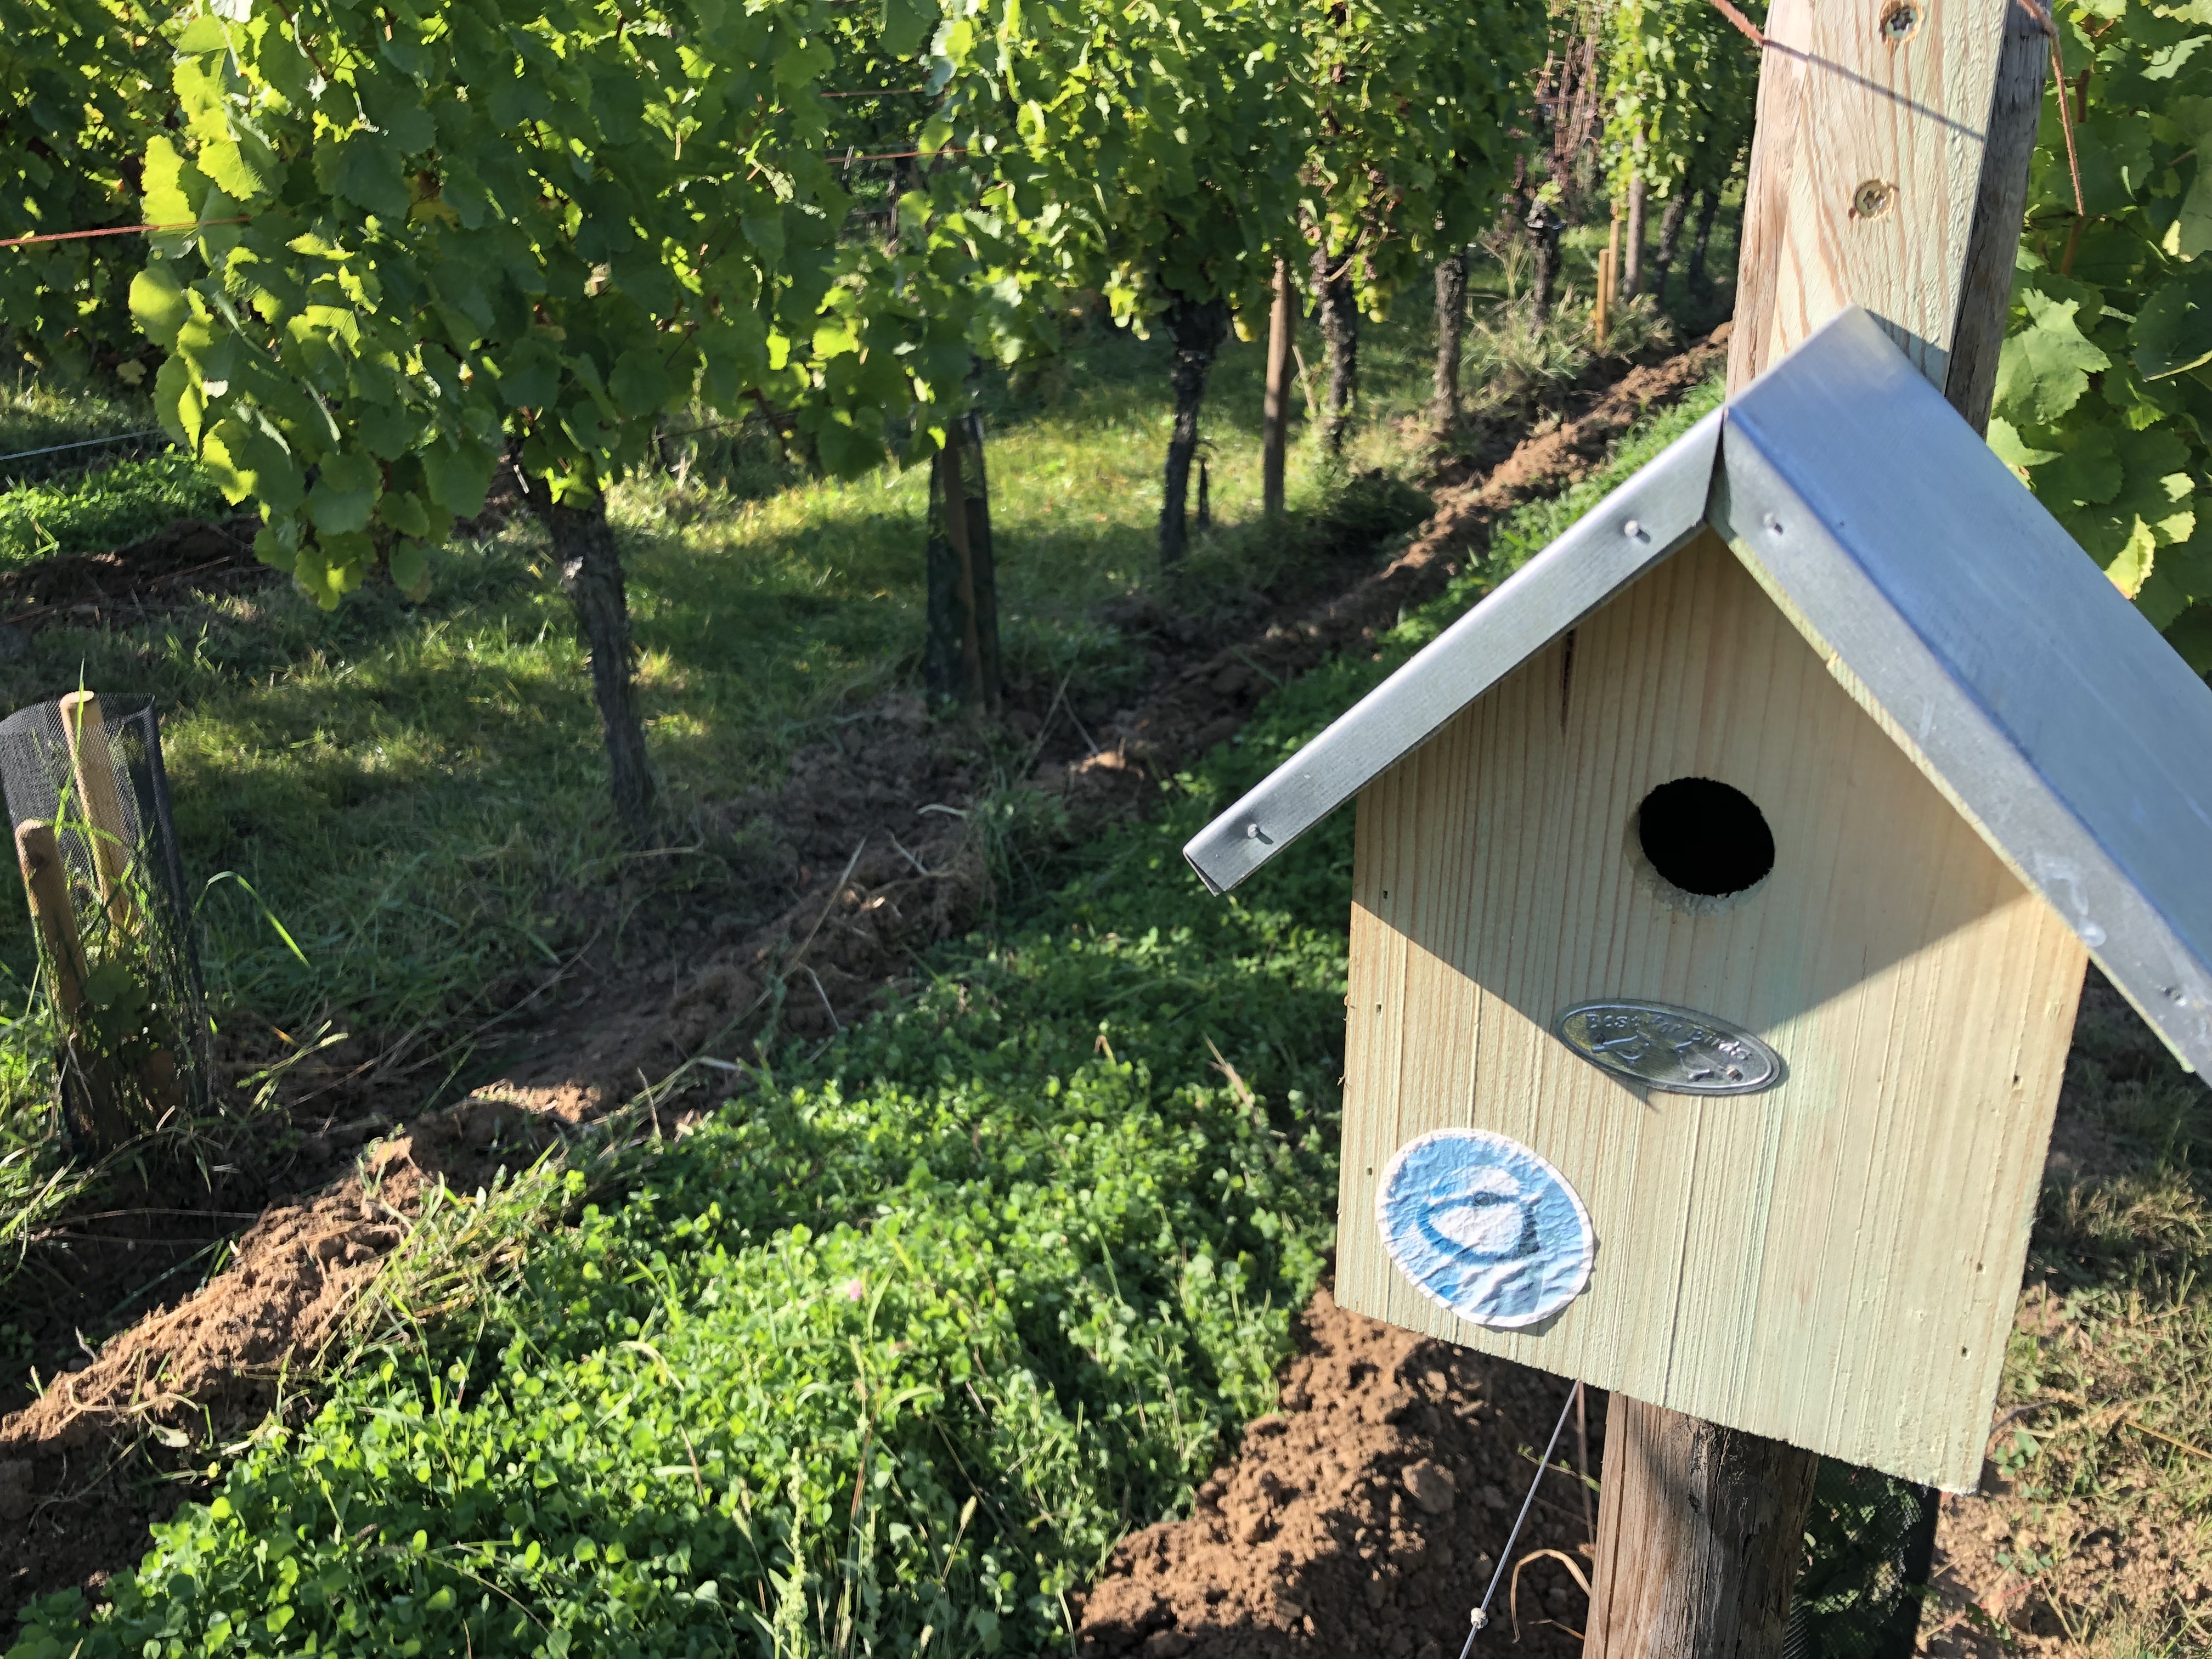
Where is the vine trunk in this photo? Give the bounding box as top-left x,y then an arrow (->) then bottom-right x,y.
1160,294 -> 1229,566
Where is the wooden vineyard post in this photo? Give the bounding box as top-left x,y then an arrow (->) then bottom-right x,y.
16,819 -> 129,1146
1583,2 -> 2043,1654
1595,221 -> 1617,349
59,690 -> 137,934
1262,257 -> 1294,518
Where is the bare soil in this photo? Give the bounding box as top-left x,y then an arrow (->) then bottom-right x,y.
0,332 -> 1725,1624
1074,1288 -> 1594,1659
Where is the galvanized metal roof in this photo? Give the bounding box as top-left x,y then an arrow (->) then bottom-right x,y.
1184,306 -> 2212,1074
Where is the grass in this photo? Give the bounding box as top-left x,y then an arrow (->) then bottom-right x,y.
1955,977 -> 2212,1654
0,376 -> 154,463
0,451 -> 228,566
3,369 -> 1729,1659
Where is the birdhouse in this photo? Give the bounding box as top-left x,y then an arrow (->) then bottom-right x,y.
1185,307 -> 2212,1492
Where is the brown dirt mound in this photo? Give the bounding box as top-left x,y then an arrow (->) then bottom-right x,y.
1075,1288 -> 1592,1659
0,514 -> 269,635
0,1099 -> 557,1610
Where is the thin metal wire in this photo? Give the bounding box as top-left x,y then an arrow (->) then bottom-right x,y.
1457,1381 -> 1583,1659
0,430 -> 166,470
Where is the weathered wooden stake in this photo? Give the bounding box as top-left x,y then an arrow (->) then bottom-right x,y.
59,690 -> 137,935
1262,258 -> 1295,518
16,818 -> 130,1147
1583,0 -> 2042,1653
1593,242 -> 1614,350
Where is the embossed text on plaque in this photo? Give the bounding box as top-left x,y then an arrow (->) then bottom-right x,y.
1553,1000 -> 1783,1095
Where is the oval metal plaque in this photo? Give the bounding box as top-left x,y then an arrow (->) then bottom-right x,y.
1554,1000 -> 1783,1094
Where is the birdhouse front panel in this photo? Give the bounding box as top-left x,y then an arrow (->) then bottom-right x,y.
1335,528 -> 2087,1491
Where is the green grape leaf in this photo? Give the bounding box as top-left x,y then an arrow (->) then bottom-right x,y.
2160,514 -> 2212,597
2103,515 -> 2159,596
814,416 -> 883,478
388,539 -> 432,601
130,263 -> 191,350
2160,602 -> 2212,670
173,14 -> 227,55
2134,273 -> 2212,379
375,489 -> 430,537
154,353 -> 204,449
307,452 -> 379,536
421,439 -> 496,519
1994,290 -> 2111,426
315,131 -> 410,220
2032,421 -> 2124,508
883,0 -> 933,57
1987,416 -> 2059,472
608,346 -> 678,417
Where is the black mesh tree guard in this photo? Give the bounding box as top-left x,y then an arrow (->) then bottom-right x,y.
0,692 -> 208,1149
1788,1460 -> 1942,1659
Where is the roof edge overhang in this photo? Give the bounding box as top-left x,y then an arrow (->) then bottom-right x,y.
1180,403 -> 1725,897
1184,306 -> 2212,1075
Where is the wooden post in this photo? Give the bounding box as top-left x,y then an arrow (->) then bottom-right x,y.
1594,243 -> 1614,349
16,818 -> 130,1147
1585,1 -> 2040,1654
18,821 -> 87,1018
1622,168 -> 1647,297
1262,258 -> 1294,517
59,691 -> 137,935
1584,1400 -> 1821,1656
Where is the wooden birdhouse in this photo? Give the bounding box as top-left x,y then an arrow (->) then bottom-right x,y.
1185,307 -> 2212,1492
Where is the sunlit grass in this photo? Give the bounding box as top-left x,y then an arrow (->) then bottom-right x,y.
0,306 -> 1446,1062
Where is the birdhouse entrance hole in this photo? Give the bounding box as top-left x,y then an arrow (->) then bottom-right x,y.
1634,777 -> 1775,900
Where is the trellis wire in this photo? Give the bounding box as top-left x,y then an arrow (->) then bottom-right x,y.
1458,1381 -> 1582,1658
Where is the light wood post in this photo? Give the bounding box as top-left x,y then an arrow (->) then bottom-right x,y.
1262,258 -> 1294,518
16,817 -> 131,1146
1594,246 -> 1615,350
1583,2 -> 2036,1654
59,691 -> 137,934
17,821 -> 87,1018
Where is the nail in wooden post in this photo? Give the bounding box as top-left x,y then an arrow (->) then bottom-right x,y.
58,691 -> 137,934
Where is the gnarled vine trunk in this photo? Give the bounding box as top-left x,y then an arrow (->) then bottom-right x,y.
531,484 -> 656,834
1650,191 -> 1691,306
925,413 -> 1001,713
1431,250 -> 1468,430
1686,184 -> 1724,305
1311,247 -> 1358,454
1160,292 -> 1228,566
1528,201 -> 1564,333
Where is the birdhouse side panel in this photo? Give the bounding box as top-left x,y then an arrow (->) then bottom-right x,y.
1335,532 -> 2086,1491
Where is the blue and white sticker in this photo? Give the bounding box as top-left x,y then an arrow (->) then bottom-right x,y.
1376,1129 -> 1595,1329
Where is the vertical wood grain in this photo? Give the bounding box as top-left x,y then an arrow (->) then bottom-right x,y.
1336,532 -> 2086,1491
1584,1397 -> 1821,1659
1728,0 -> 2015,395
1942,0 -> 2050,432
